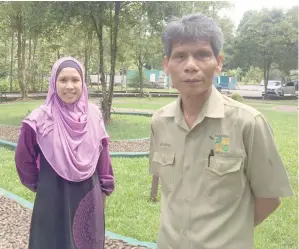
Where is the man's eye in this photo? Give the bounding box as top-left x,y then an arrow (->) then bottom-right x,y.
174,53 -> 185,59
198,52 -> 209,57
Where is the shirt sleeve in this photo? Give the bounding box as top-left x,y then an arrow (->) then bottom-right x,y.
244,114 -> 293,198
96,137 -> 115,196
149,122 -> 159,176
14,123 -> 40,192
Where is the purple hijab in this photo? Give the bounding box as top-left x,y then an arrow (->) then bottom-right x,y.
23,57 -> 108,182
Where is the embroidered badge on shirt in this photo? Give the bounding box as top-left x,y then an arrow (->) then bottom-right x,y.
215,135 -> 230,153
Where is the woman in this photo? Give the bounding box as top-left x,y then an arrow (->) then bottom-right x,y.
15,57 -> 114,249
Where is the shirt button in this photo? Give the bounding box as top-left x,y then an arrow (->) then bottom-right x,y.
181,230 -> 186,236
184,198 -> 188,203
186,165 -> 190,170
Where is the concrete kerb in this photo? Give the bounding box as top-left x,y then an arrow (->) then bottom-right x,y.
112,111 -> 153,117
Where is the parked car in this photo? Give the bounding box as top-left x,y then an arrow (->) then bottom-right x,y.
262,80 -> 298,97
282,80 -> 298,96
262,81 -> 283,96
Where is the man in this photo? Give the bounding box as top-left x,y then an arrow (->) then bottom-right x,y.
149,13 -> 293,249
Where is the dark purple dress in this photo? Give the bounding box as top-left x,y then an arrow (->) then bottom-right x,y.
15,123 -> 115,249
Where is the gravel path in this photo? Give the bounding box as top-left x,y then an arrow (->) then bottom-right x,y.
273,105 -> 297,112
0,195 -> 152,249
0,125 -> 150,153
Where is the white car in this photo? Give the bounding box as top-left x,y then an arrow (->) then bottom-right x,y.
262,80 -> 298,97
262,81 -> 283,96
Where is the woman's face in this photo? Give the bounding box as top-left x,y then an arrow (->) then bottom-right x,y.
56,67 -> 83,104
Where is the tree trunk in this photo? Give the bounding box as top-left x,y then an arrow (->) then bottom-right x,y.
91,14 -> 108,121
32,37 -> 38,91
107,1 -> 121,121
28,37 -> 32,91
263,58 -> 271,100
84,24 -> 93,86
137,52 -> 144,95
10,31 -> 14,92
21,31 -> 26,97
16,11 -> 26,99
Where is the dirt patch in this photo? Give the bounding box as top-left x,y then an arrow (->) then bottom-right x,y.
0,125 -> 149,153
0,195 -> 152,249
273,105 -> 297,113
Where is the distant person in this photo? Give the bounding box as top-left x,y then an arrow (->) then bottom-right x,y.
15,57 -> 114,249
149,13 -> 293,249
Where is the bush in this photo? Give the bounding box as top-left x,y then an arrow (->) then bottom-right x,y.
127,72 -> 147,91
241,66 -> 263,85
230,93 -> 244,102
0,78 -> 9,92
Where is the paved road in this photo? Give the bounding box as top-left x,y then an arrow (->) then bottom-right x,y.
3,87 -> 264,99
2,85 -> 295,99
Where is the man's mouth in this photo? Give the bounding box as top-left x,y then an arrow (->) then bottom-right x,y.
183,79 -> 202,83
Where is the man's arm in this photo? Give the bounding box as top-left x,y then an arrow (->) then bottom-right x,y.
244,114 -> 293,226
254,197 -> 281,226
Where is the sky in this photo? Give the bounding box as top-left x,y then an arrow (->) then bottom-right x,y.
224,0 -> 298,28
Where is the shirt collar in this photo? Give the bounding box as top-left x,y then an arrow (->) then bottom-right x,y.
160,85 -> 225,128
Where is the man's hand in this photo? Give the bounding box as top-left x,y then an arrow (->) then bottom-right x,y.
254,197 -> 281,226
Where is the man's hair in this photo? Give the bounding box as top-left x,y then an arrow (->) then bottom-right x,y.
162,13 -> 224,58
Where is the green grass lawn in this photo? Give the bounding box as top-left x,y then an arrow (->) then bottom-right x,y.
0,97 -> 296,126
107,115 -> 150,140
0,104 -> 297,248
0,100 -> 151,140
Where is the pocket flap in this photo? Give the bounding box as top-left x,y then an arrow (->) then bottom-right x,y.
206,157 -> 243,176
153,152 -> 175,166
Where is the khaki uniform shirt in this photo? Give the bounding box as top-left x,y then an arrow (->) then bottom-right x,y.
149,86 -> 293,249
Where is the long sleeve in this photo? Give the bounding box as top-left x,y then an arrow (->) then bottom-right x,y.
96,137 -> 115,196
15,122 -> 40,192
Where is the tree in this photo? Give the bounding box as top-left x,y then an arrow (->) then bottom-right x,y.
233,7 -> 298,98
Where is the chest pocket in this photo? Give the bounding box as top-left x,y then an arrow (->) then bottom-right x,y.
152,151 -> 175,194
203,156 -> 245,205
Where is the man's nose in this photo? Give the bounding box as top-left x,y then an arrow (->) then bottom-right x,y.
184,56 -> 199,73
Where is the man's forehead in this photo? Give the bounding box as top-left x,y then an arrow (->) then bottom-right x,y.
171,40 -> 212,51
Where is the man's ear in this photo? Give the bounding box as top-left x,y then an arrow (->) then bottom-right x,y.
163,56 -> 169,75
216,54 -> 224,73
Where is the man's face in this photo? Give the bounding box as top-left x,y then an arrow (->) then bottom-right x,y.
164,41 -> 223,97
56,67 -> 83,104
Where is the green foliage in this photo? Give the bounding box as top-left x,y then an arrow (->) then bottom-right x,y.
0,78 -> 9,92
127,72 -> 147,90
241,66 -> 263,85
289,70 -> 298,81
230,93 -> 244,102
233,7 -> 298,82
226,67 -> 243,79
268,66 -> 285,81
